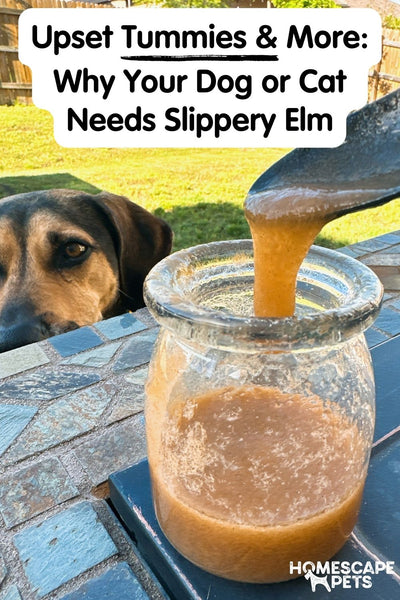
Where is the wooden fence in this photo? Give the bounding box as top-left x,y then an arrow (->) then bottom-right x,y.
1,3 -> 400,105
370,28 -> 400,101
0,0 -> 112,105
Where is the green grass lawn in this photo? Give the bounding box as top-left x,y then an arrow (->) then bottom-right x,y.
1,105 -> 399,251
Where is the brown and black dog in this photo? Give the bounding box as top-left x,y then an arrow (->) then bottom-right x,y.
0,189 -> 172,352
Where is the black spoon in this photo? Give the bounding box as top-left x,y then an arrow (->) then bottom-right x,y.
245,89 -> 400,221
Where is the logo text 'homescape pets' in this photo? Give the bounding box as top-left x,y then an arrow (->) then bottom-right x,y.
290,560 -> 396,592
19,8 -> 381,148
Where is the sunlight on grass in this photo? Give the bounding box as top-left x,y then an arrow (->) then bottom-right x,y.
1,105 -> 399,251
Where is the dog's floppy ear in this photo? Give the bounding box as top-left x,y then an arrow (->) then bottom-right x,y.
94,191 -> 173,311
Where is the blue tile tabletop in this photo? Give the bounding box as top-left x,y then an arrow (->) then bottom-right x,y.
0,585 -> 22,600
364,326 -> 389,349
0,554 -> 7,585
49,326 -> 103,357
13,501 -> 117,598
62,341 -> 122,367
110,334 -> 400,600
0,369 -> 100,401
0,344 -> 49,379
112,330 -> 158,373
94,313 -> 147,340
372,308 -> 400,337
5,385 -> 111,463
0,405 -> 37,456
0,457 -> 79,528
59,562 -> 150,600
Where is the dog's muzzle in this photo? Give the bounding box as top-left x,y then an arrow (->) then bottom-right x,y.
0,301 -> 79,352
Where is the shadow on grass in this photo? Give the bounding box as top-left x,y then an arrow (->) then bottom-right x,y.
0,173 -> 100,198
315,233 -> 348,250
155,202 -> 348,251
155,202 -> 251,252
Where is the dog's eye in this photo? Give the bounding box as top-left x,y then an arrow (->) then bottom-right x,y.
64,242 -> 88,259
53,240 -> 93,270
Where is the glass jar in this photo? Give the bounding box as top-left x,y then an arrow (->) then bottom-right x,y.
143,240 -> 383,584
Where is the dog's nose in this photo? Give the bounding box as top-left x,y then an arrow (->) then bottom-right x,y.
0,301 -> 52,353
0,302 -> 81,352
0,316 -> 51,353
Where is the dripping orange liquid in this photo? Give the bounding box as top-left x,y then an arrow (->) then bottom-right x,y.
245,212 -> 327,317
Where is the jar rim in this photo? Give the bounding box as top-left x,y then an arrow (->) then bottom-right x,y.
143,240 -> 383,351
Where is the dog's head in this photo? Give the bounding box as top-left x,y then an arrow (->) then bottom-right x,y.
0,189 -> 172,352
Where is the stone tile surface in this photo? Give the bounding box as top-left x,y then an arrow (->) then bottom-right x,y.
0,457 -> 78,529
336,246 -> 362,258
6,385 -> 111,462
60,562 -> 150,600
13,502 -> 117,598
94,314 -> 147,340
388,298 -> 400,311
0,405 -> 38,456
133,308 -> 158,329
352,238 -> 394,254
370,266 -> 400,293
0,554 -> 7,584
376,232 -> 400,244
363,254 -> 400,266
61,342 -> 122,368
125,366 -> 149,386
0,370 -> 100,401
0,586 -> 22,600
49,327 -> 103,357
106,387 -> 144,425
383,292 -> 395,302
373,307 -> 400,336
113,331 -> 158,373
365,327 -> 390,349
74,416 -> 146,485
0,344 -> 49,379
380,243 -> 400,254
382,274 -> 400,292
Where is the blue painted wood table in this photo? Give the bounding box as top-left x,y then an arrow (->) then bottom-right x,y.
109,334 -> 400,600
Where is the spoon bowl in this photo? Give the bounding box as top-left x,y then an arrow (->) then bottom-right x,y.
246,89 -> 400,221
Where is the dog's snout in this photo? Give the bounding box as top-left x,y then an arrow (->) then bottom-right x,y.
0,302 -> 79,352
0,318 -> 50,352
0,301 -> 52,352
0,300 -> 31,324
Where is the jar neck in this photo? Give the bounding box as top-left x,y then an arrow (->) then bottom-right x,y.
144,241 -> 383,352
